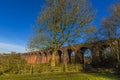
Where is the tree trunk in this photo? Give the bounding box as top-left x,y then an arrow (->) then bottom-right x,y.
117,39 -> 120,63
51,50 -> 57,67
116,39 -> 120,68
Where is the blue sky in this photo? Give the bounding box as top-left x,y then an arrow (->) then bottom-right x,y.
0,0 -> 117,53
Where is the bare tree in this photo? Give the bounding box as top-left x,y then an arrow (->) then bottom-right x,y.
28,0 -> 95,67
101,3 -> 120,39
101,3 -> 120,65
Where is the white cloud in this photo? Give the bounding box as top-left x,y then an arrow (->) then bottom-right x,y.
0,42 -> 26,53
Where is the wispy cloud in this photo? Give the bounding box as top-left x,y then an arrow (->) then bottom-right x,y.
0,42 -> 26,53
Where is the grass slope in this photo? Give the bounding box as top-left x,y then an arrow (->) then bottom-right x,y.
0,72 -> 119,80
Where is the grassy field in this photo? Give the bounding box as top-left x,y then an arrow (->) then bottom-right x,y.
0,72 -> 119,80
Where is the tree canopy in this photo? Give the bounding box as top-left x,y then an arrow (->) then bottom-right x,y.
28,0 -> 95,51
102,3 -> 120,39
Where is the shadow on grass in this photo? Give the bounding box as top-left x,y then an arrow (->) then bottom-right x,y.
0,72 -> 120,80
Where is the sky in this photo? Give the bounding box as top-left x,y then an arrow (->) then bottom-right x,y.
0,0 -> 117,53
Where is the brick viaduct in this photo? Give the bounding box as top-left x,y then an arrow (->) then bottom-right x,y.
22,38 -> 120,65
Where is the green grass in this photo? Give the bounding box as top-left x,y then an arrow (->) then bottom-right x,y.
0,72 -> 119,80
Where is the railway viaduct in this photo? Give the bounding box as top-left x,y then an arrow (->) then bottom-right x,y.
22,38 -> 120,66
